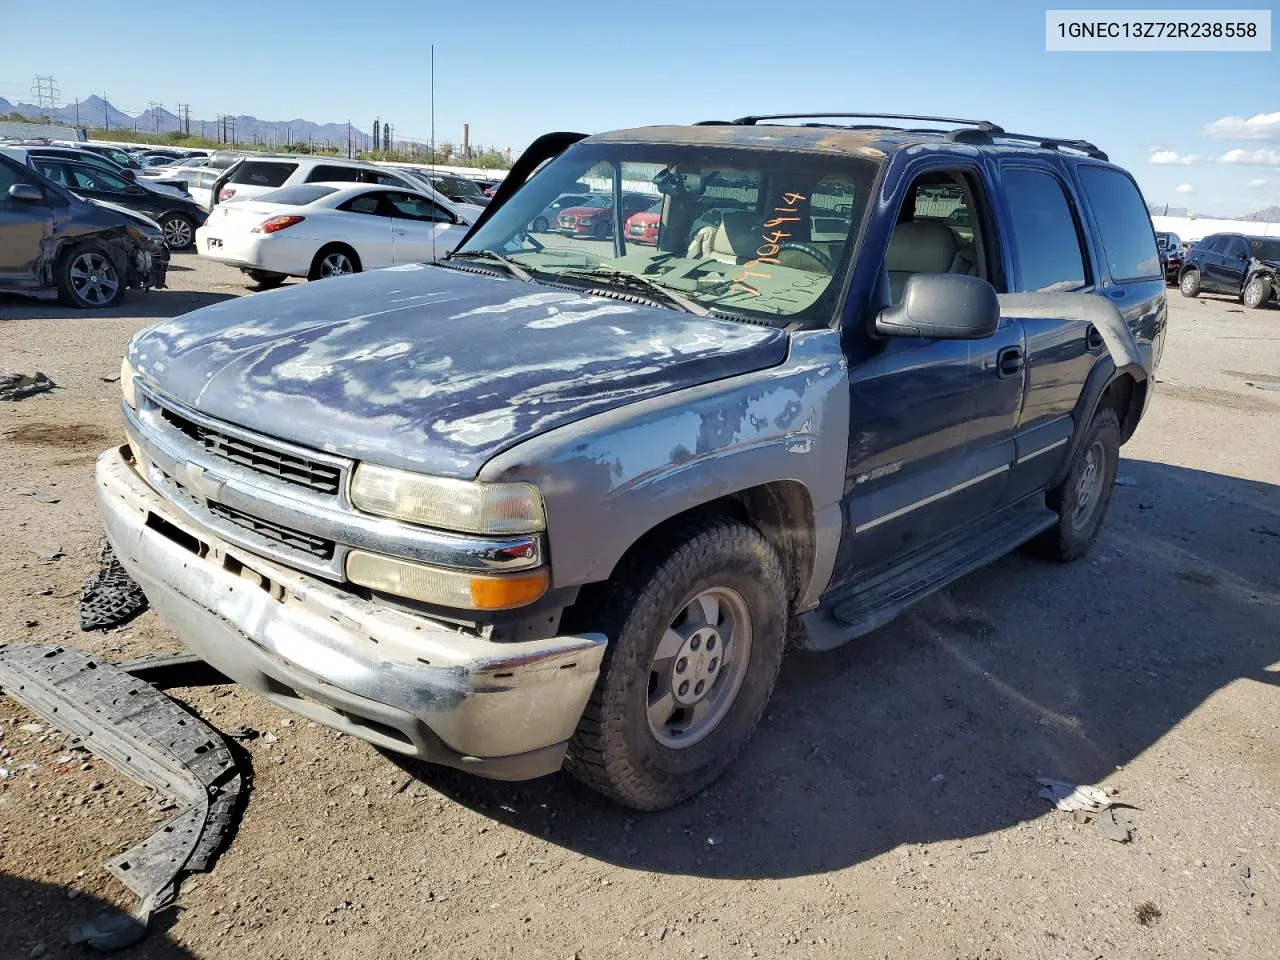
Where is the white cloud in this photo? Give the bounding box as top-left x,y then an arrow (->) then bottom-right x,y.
1217,148 -> 1280,166
1150,150 -> 1199,165
1203,112 -> 1280,141
1176,183 -> 1194,194
1248,178 -> 1270,189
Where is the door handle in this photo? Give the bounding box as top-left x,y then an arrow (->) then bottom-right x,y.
394,229 -> 407,235
1086,325 -> 1105,351
996,345 -> 1024,379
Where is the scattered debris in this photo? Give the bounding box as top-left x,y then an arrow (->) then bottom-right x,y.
1036,778 -> 1112,813
78,540 -> 149,631
930,773 -> 946,783
99,375 -> 121,384
1236,864 -> 1254,897
350,784 -> 369,798
0,371 -> 56,401
1135,901 -> 1162,927
1100,808 -> 1135,843
17,489 -> 60,504
20,723 -> 45,734
0,645 -> 246,949
261,732 -> 279,744
32,545 -> 64,563
225,726 -> 259,742
1115,475 -> 1138,487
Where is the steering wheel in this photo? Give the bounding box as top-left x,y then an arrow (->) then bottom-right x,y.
776,242 -> 834,273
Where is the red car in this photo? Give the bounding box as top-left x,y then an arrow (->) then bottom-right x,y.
624,200 -> 664,245
557,193 -> 655,238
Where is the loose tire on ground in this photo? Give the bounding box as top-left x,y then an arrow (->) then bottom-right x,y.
563,516 -> 788,810
1179,268 -> 1201,298
1029,406 -> 1121,562
55,242 -> 125,309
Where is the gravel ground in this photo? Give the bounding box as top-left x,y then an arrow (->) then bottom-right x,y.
1,257 -> 1277,960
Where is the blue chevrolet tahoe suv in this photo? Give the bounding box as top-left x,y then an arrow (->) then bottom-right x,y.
102,113 -> 1165,809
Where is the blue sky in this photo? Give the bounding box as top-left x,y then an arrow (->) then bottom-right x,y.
2,0 -> 1276,214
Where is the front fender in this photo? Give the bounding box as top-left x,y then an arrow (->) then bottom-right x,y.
477,330 -> 851,608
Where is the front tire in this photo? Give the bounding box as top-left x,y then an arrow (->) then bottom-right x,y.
1243,277 -> 1272,309
532,216 -> 549,233
1029,407 -> 1120,562
161,213 -> 196,251
564,516 -> 788,810
1179,268 -> 1201,298
55,243 -> 125,308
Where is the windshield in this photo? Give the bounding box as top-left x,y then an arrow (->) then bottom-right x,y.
1248,237 -> 1280,260
439,175 -> 484,198
457,141 -> 879,326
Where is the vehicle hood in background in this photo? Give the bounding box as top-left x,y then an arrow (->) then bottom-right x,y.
129,265 -> 788,478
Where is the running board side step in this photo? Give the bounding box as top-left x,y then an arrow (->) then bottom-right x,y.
795,502 -> 1057,651
0,644 -> 244,950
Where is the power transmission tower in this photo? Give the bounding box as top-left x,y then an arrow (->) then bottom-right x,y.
177,103 -> 190,135
373,119 -> 380,153
31,75 -> 59,120
148,101 -> 163,132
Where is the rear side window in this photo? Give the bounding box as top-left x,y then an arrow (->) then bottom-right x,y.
1078,166 -> 1160,281
259,185 -> 338,206
1002,168 -> 1088,292
229,161 -> 297,187
1224,237 -> 1248,259
306,164 -> 360,183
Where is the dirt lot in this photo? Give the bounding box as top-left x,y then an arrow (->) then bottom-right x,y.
1,255 -> 1277,960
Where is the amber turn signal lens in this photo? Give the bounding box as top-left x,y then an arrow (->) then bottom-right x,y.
469,570 -> 549,610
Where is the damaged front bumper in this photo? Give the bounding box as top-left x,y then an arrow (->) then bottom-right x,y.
96,445 -> 606,780
130,241 -> 169,290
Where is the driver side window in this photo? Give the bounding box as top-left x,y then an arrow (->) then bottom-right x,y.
884,170 -> 993,303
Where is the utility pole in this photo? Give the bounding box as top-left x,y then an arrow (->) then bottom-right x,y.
74,98 -> 80,127
347,120 -> 352,159
177,103 -> 190,135
147,101 -> 163,133
103,93 -> 109,131
373,119 -> 380,154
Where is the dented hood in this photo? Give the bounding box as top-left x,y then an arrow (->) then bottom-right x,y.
129,264 -> 788,478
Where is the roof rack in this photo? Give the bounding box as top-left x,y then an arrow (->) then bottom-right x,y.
948,127 -> 1108,160
714,113 -> 1004,132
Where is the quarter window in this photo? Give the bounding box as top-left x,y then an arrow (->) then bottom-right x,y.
229,161 -> 298,187
1078,166 -> 1160,281
1002,168 -> 1088,292
306,165 -> 360,184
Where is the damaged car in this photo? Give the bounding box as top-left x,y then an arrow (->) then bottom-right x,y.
0,151 -> 168,307
1178,231 -> 1278,309
98,114 -> 1164,809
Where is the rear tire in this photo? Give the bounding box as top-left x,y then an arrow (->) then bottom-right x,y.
242,268 -> 287,290
1179,268 -> 1201,298
1029,407 -> 1120,562
308,245 -> 361,281
1243,277 -> 1272,310
532,216 -> 549,232
563,516 -> 788,810
55,242 -> 125,309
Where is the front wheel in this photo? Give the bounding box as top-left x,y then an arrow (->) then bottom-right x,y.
1029,407 -> 1120,562
1243,277 -> 1272,309
531,216 -> 549,233
564,517 -> 788,810
56,243 -> 125,308
1179,268 -> 1201,298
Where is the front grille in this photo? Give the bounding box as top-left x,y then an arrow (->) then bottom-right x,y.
160,407 -> 341,495
206,501 -> 335,560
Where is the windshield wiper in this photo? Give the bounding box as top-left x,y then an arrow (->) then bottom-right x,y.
446,250 -> 534,282
557,266 -> 710,317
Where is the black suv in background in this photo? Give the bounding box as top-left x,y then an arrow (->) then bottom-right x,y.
1179,232 -> 1280,309
0,152 -> 168,307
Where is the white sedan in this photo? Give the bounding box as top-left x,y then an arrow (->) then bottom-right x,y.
194,182 -> 474,288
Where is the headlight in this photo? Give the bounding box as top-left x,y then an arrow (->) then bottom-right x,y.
346,552 -> 549,611
349,464 -> 544,535
120,357 -> 138,409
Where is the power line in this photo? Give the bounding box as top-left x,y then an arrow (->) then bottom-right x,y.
147,100 -> 163,132
31,75 -> 59,119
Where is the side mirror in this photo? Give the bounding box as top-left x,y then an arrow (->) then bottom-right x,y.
123,170 -> 137,182
126,184 -> 147,195
875,273 -> 1000,340
7,183 -> 44,204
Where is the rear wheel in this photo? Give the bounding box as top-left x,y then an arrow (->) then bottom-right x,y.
308,245 -> 360,281
1179,268 -> 1201,298
564,516 -> 787,810
532,216 -> 549,232
1243,277 -> 1272,310
1029,407 -> 1120,562
56,243 -> 124,308
161,213 -> 196,251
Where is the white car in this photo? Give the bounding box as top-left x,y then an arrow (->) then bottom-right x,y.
212,156 -> 432,207
195,182 -> 473,288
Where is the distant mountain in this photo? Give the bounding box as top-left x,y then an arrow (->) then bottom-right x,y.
1241,205 -> 1280,223
0,95 -> 369,148
1149,201 -> 1280,222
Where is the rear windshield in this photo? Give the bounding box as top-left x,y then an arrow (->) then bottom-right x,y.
228,161 -> 297,188
258,184 -> 338,206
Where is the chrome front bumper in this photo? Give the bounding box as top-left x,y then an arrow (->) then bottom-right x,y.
96,445 -> 606,780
